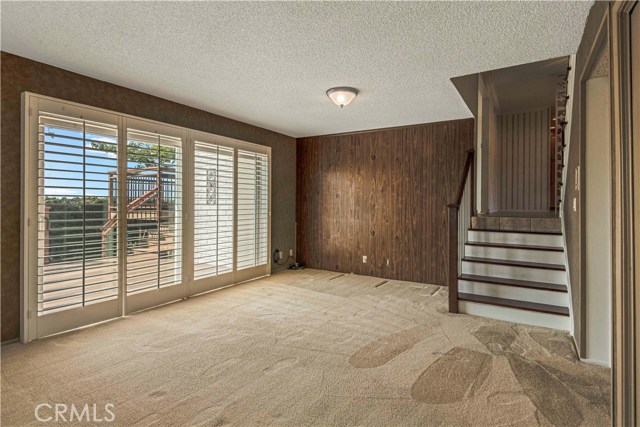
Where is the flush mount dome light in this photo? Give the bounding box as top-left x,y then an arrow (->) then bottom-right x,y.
326,87 -> 358,108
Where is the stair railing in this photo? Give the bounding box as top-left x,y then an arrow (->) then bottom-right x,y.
101,167 -> 172,252
447,149 -> 475,313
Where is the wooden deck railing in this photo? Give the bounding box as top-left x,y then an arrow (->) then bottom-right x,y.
447,149 -> 475,313
101,166 -> 176,251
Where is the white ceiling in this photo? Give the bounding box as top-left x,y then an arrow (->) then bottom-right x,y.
1,1 -> 593,138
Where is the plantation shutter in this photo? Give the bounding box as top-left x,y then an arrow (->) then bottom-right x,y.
125,129 -> 183,293
236,150 -> 269,270
37,112 -> 119,315
24,94 -> 273,342
193,142 -> 235,279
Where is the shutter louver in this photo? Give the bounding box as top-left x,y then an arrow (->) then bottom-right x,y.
37,112 -> 119,315
125,129 -> 183,294
194,143 -> 234,279
236,150 -> 269,270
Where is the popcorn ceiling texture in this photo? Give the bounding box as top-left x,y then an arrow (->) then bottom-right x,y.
1,1 -> 593,137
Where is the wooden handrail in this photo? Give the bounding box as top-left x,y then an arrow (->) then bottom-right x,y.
447,149 -> 475,314
449,149 -> 476,209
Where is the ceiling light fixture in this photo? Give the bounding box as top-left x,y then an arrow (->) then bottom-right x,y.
326,87 -> 358,108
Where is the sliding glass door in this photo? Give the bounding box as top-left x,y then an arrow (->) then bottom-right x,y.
236,149 -> 270,282
191,141 -> 235,293
23,97 -> 121,339
190,134 -> 271,291
124,120 -> 187,313
22,94 -> 271,342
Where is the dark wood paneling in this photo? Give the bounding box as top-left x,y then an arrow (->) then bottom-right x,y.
1,52 -> 296,342
296,119 -> 474,285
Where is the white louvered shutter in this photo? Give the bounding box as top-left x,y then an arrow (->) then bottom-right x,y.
125,129 -> 183,293
236,150 -> 269,270
37,112 -> 119,314
193,142 -> 234,279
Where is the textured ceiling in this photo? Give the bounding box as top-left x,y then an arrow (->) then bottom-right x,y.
1,1 -> 593,137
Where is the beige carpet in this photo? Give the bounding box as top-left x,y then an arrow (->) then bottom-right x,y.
1,269 -> 610,426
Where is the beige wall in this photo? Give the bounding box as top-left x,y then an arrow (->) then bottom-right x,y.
476,75 -> 499,213
584,76 -> 612,365
562,1 -> 609,356
487,97 -> 500,212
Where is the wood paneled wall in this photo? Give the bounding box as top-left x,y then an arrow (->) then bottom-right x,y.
296,119 -> 474,285
496,108 -> 551,211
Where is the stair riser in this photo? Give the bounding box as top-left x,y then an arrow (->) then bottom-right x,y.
461,261 -> 566,285
468,230 -> 563,247
458,280 -> 569,306
459,301 -> 570,330
464,246 -> 564,265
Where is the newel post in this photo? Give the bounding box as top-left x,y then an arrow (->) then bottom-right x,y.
447,204 -> 459,313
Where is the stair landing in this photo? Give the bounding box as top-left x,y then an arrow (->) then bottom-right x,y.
472,211 -> 560,233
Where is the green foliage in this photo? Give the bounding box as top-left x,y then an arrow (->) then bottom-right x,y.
44,197 -> 109,262
44,196 -> 105,206
91,141 -> 177,167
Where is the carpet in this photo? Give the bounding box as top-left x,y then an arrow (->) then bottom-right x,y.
1,269 -> 610,426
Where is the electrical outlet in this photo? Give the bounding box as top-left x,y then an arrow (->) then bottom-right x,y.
279,251 -> 283,260
386,258 -> 390,266
362,255 -> 367,264
289,249 -> 293,257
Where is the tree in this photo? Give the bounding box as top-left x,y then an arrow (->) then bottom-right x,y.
91,141 -> 178,167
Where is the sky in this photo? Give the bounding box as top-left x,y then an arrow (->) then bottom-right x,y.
42,124 -> 179,199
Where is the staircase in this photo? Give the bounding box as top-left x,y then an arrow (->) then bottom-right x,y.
456,225 -> 570,331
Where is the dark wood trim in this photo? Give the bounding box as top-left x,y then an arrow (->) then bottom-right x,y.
447,149 -> 475,314
465,242 -> 564,252
469,228 -> 562,236
447,206 -> 459,313
470,149 -> 477,217
452,150 -> 475,208
459,274 -> 567,293
458,292 -> 570,316
447,149 -> 475,313
462,256 -> 566,271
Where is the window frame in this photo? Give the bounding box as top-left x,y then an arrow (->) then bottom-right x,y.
122,116 -> 189,314
21,92 -> 272,342
190,130 -> 272,293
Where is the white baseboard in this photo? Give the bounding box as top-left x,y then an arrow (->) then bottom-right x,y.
578,357 -> 611,368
